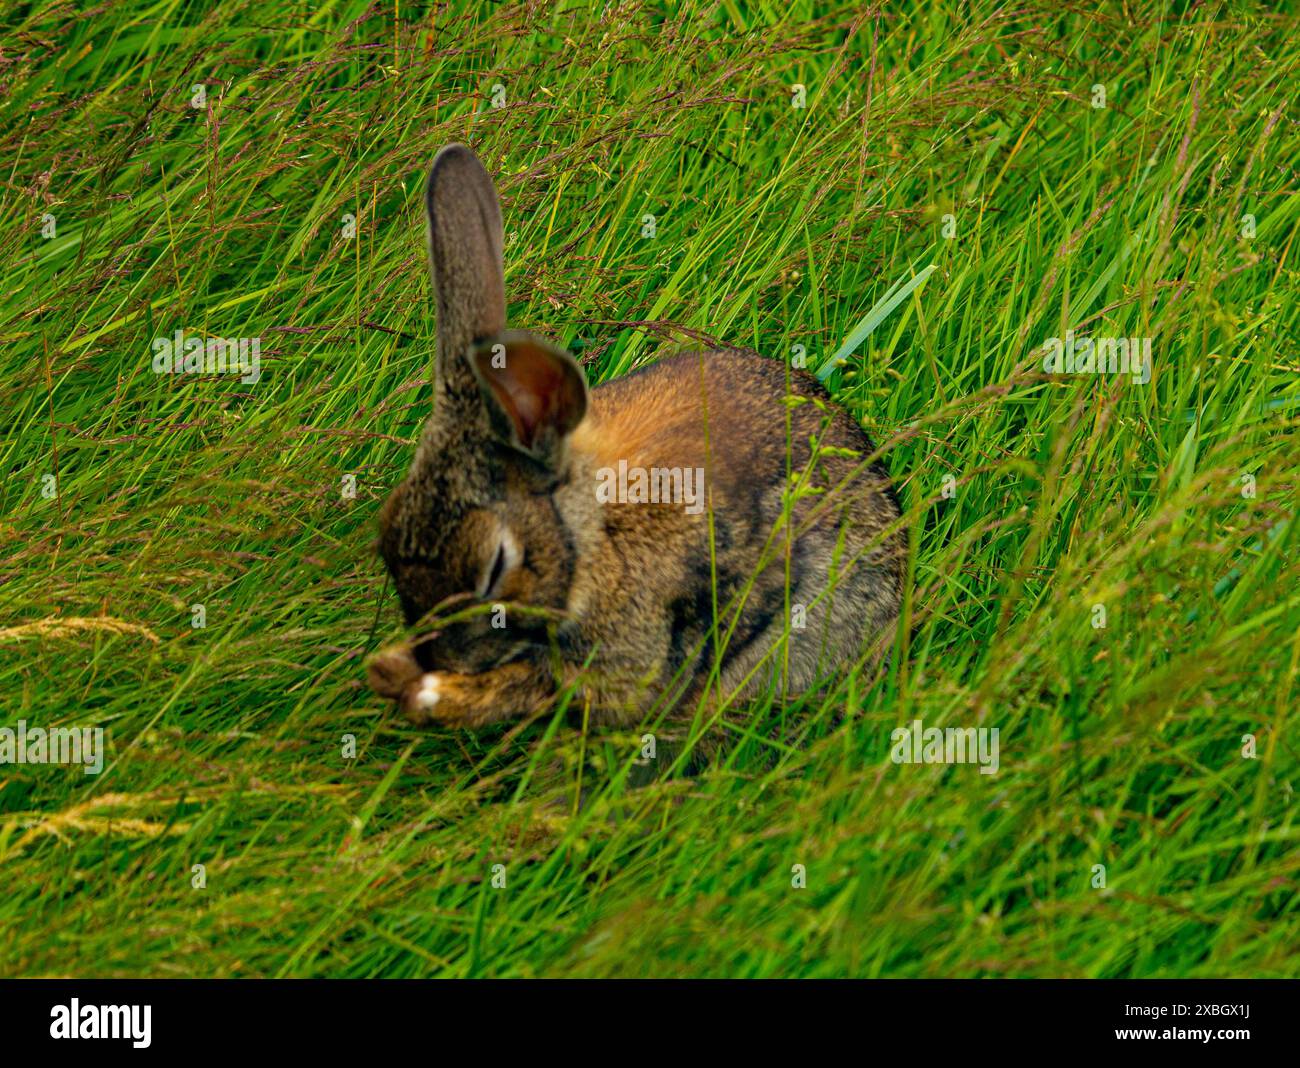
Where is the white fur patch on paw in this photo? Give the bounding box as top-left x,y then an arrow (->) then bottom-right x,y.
415,673 -> 442,711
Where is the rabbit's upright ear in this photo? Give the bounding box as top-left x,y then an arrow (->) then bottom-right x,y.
424,144 -> 506,401
470,331 -> 589,469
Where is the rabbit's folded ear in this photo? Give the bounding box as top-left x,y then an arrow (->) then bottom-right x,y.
470,330 -> 588,469
423,145 -> 586,469
424,144 -> 506,400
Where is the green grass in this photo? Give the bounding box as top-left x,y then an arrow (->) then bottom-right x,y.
1,0 -> 1298,978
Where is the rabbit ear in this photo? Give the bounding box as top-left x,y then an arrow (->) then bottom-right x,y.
470,331 -> 589,468
424,144 -> 506,401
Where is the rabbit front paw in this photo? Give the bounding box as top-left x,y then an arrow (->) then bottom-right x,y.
397,671 -> 484,726
366,645 -> 468,723
394,660 -> 560,728
402,672 -> 446,722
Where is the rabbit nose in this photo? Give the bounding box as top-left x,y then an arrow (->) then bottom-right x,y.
367,644 -> 423,699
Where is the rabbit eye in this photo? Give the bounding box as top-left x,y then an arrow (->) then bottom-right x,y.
479,528 -> 519,599
485,545 -> 506,596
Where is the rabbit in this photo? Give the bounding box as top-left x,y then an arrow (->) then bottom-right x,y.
366,143 -> 905,729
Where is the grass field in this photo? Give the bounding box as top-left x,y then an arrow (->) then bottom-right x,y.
2,0 -> 1298,978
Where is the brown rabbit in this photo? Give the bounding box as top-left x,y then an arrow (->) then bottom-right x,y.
367,143 -> 904,728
